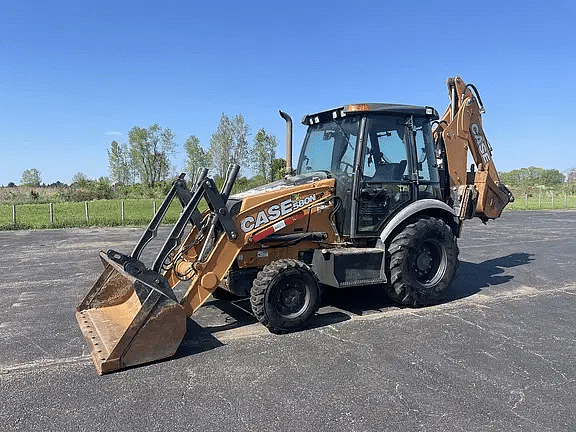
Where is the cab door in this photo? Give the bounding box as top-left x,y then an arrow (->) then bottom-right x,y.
353,115 -> 415,237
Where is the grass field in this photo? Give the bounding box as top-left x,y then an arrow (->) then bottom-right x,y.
508,191 -> 576,211
1,191 -> 575,230
0,199 -> 188,230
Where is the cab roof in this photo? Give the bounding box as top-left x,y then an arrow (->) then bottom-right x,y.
301,103 -> 439,125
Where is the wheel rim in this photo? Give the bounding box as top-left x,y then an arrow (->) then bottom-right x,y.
412,239 -> 447,288
272,275 -> 311,319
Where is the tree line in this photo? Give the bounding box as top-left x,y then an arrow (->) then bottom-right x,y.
107,113 -> 284,188
3,113 -> 285,203
13,122 -> 576,200
499,166 -> 575,186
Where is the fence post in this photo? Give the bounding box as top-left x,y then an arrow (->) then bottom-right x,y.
551,191 -> 554,209
50,203 -> 54,224
153,201 -> 157,216
525,193 -> 528,210
85,201 -> 89,224
539,192 -> 541,209
121,201 -> 125,222
565,190 -> 568,209
12,204 -> 16,225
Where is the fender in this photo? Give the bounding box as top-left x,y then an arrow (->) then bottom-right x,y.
378,199 -> 457,245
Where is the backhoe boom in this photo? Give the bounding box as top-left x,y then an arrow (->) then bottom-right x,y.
435,76 -> 513,222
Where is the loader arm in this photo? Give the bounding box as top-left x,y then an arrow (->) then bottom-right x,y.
77,162 -> 335,374
75,168 -> 240,374
434,76 -> 513,222
165,178 -> 336,316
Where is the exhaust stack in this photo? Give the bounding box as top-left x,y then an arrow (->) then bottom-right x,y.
279,110 -> 293,176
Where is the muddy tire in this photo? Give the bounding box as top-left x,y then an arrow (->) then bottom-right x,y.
250,259 -> 321,334
387,217 -> 458,306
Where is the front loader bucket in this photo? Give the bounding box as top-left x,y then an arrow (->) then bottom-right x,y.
76,250 -> 186,374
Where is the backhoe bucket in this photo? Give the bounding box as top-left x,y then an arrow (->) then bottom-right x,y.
76,250 -> 186,374
474,171 -> 514,220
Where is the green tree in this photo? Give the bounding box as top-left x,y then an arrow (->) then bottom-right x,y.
499,171 -> 514,185
271,158 -> 287,181
129,124 -> 175,187
72,172 -> 90,187
94,176 -> 114,199
209,113 -> 250,178
183,135 -> 212,183
541,169 -> 565,185
500,166 -> 544,185
107,140 -> 134,185
566,167 -> 576,183
21,168 -> 41,187
250,129 -> 278,182
500,166 -> 565,186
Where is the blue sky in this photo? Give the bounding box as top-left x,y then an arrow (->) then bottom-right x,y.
1,0 -> 574,185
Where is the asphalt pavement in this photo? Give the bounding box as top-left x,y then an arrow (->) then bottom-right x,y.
1,211 -> 575,431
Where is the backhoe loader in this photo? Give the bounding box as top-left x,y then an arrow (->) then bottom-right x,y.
77,76 -> 513,374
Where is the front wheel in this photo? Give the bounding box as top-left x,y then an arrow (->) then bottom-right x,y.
386,217 -> 458,306
250,259 -> 321,334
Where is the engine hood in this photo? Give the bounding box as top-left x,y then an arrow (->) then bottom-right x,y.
231,171 -> 331,200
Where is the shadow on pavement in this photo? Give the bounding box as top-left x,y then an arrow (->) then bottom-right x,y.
171,251 -> 535,360
173,318 -> 225,359
119,319 -> 225,372
321,252 -> 535,314
201,299 -> 257,333
447,252 -> 535,301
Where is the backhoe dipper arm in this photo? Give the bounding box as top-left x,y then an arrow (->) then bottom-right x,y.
435,76 -> 513,222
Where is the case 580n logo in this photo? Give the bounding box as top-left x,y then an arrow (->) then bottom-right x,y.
240,194 -> 317,233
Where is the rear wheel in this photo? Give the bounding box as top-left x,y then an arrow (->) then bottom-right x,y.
250,259 -> 321,334
386,217 -> 458,306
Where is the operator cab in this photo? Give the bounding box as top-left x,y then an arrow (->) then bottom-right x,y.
297,103 -> 441,240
